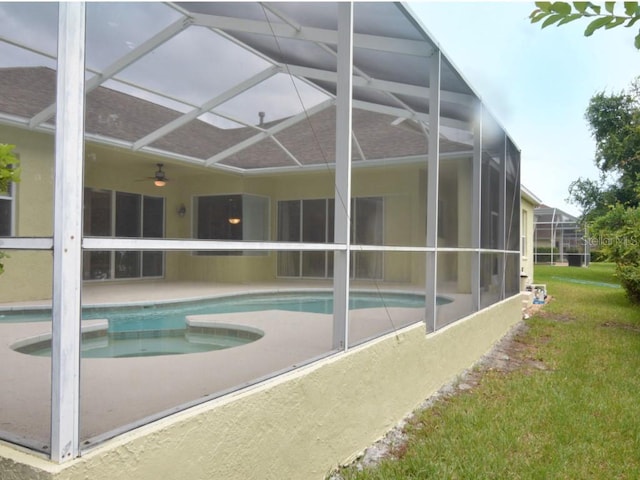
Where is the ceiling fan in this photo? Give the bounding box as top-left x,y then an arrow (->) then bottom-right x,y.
140,163 -> 169,187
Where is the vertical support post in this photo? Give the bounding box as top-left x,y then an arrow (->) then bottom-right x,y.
550,209 -> 556,264
499,135 -> 507,299
559,220 -> 565,262
534,221 -> 537,263
51,2 -> 86,463
513,145 -> 522,281
471,101 -> 482,311
425,49 -> 441,332
332,1 -> 353,351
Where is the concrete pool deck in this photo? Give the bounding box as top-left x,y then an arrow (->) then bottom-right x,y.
0,281 -> 474,453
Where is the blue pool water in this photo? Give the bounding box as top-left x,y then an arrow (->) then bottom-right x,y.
0,291 -> 438,332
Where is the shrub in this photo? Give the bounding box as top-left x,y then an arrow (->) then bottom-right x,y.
590,205 -> 640,303
535,246 -> 559,264
618,264 -> 640,304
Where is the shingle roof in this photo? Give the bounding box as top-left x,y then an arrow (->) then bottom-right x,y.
0,66 -> 472,170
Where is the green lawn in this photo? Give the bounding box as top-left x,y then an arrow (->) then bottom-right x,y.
336,263 -> 640,479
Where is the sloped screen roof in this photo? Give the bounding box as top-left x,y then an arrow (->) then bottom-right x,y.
0,2 -> 488,173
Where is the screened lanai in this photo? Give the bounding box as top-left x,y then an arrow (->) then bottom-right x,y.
0,2 -> 521,465
534,206 -> 589,265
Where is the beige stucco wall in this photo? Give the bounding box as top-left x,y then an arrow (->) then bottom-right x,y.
0,293 -> 523,480
520,195 -> 536,285
2,123 -> 470,305
0,126 -> 55,302
1,127 -> 435,302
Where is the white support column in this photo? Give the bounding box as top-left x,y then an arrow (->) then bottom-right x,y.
471,101 -> 482,311
499,135 -> 507,299
51,2 -> 86,463
425,49 -> 441,332
550,209 -> 557,264
332,2 -> 353,351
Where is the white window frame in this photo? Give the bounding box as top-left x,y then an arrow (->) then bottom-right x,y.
83,187 -> 165,280
521,209 -> 528,258
0,176 -> 16,237
276,196 -> 384,280
192,193 -> 270,256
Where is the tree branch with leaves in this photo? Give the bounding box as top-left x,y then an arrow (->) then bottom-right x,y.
530,2 -> 640,49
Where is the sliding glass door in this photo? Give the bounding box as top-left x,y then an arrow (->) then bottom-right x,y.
277,197 -> 382,279
83,188 -> 165,280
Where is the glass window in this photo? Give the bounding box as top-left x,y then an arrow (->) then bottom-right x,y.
84,189 -> 111,236
302,199 -> 329,277
278,198 -> 332,278
0,182 -> 13,236
196,194 -> 243,242
195,194 -> 269,255
277,197 -> 382,279
143,196 -> 164,238
521,209 -> 528,257
352,197 -> 383,279
277,200 -> 301,277
84,189 -> 113,280
83,188 -> 165,280
115,192 -> 141,237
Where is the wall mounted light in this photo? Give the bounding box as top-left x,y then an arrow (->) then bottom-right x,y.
177,204 -> 186,217
228,197 -> 241,225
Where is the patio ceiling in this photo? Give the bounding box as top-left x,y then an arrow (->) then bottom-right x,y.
0,2 -> 483,174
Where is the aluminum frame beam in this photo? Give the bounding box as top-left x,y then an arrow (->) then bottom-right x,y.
332,2 -> 353,351
29,16 -> 192,129
471,101 -> 482,312
133,66 -> 280,151
425,48 -> 441,333
50,2 -> 85,463
191,12 -> 432,57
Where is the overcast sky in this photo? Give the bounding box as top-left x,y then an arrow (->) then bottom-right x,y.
409,1 -> 639,217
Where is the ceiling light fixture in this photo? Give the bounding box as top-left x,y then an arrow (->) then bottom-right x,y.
153,163 -> 168,187
228,197 -> 241,225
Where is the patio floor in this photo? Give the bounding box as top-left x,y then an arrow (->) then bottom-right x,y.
0,280 -> 458,453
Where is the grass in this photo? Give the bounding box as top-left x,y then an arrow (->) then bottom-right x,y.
336,263 -> 640,480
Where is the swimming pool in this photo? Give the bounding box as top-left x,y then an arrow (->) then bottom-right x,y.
4,291 -> 449,358
0,291 -> 439,331
13,325 -> 264,358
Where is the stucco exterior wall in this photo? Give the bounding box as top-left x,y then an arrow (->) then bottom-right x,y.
521,195 -> 536,285
0,126 -> 55,302
1,136 -> 441,300
0,293 -> 523,480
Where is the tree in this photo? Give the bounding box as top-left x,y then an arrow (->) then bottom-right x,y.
567,77 -> 640,219
0,144 -> 20,275
586,79 -> 640,180
529,2 -> 640,49
568,176 -> 611,218
568,77 -> 640,303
